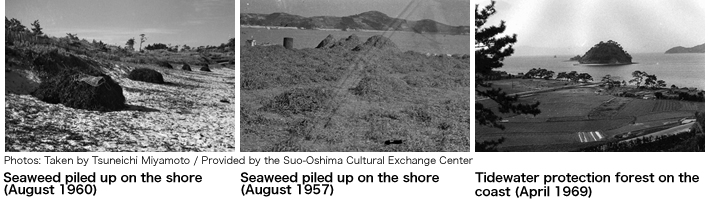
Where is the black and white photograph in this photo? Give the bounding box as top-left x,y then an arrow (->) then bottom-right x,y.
475,0 -> 705,152
5,0 -> 236,152
240,0 -> 471,152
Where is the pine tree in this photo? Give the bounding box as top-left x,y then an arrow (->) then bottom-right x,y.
476,0 -> 541,131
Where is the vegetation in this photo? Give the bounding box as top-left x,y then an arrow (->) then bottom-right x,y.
475,1 -> 540,151
629,70 -> 666,89
241,33 -> 470,152
579,40 -> 633,64
475,0 -> 540,130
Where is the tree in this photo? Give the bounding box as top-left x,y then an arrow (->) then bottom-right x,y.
578,73 -> 593,83
557,72 -> 568,81
644,74 -> 657,88
139,34 -> 147,52
126,38 -> 135,50
182,44 -> 191,51
476,0 -> 541,131
66,33 -> 78,40
5,17 -> 27,32
30,20 -> 43,36
568,71 -> 579,83
629,70 -> 646,88
656,80 -> 666,89
228,38 -> 235,49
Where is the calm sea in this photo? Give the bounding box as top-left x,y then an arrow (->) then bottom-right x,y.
500,53 -> 705,90
240,27 -> 470,55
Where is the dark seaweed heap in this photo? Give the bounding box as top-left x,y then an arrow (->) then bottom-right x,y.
128,68 -> 165,84
33,72 -> 125,112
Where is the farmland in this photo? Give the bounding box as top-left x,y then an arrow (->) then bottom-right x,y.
476,79 -> 704,151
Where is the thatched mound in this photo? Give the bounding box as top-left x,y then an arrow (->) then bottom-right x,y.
200,64 -> 211,72
181,63 -> 192,71
128,68 -> 165,84
316,34 -> 362,50
262,87 -> 334,115
352,35 -> 398,52
157,61 -> 173,69
315,34 -> 336,48
32,72 -> 125,112
351,75 -> 409,100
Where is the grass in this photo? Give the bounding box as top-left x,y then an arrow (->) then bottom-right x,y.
240,42 -> 470,152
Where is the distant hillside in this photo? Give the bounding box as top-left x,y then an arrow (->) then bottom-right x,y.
240,11 -> 470,35
665,43 -> 705,54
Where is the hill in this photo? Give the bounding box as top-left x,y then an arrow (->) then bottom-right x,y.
665,43 -> 705,54
240,11 -> 470,35
578,40 -> 633,64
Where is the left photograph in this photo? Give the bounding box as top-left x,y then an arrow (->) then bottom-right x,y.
5,0 -> 236,152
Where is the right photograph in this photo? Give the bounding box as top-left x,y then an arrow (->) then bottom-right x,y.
240,0 -> 470,152
475,0 -> 705,152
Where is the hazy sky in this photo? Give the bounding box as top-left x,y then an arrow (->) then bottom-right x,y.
5,0 -> 234,47
240,0 -> 470,26
474,0 -> 705,56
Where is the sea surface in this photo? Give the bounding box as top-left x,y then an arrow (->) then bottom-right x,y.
241,27 -> 470,55
500,53 -> 705,90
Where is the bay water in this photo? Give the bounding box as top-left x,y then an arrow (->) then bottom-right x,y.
241,27 -> 470,55
500,53 -> 705,90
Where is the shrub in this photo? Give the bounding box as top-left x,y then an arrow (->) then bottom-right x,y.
32,72 -> 125,112
128,68 -> 164,84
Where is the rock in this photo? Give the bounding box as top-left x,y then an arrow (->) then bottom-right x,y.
128,68 -> 165,84
32,71 -> 126,112
181,63 -> 192,71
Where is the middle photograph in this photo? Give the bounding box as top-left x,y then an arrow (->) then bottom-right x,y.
240,0 -> 471,152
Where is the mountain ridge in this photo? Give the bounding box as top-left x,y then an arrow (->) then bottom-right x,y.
665,43 -> 705,54
240,11 -> 470,35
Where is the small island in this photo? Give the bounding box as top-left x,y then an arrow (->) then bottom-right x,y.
665,43 -> 705,54
574,40 -> 633,65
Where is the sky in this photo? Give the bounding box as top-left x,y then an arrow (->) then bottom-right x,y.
5,0 -> 235,47
474,0 -> 705,56
240,0 -> 470,26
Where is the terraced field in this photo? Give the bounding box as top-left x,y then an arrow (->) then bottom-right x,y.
476,86 -> 704,151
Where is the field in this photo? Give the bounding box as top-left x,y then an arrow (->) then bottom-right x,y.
476,82 -> 704,151
240,37 -> 470,152
477,79 -> 575,95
